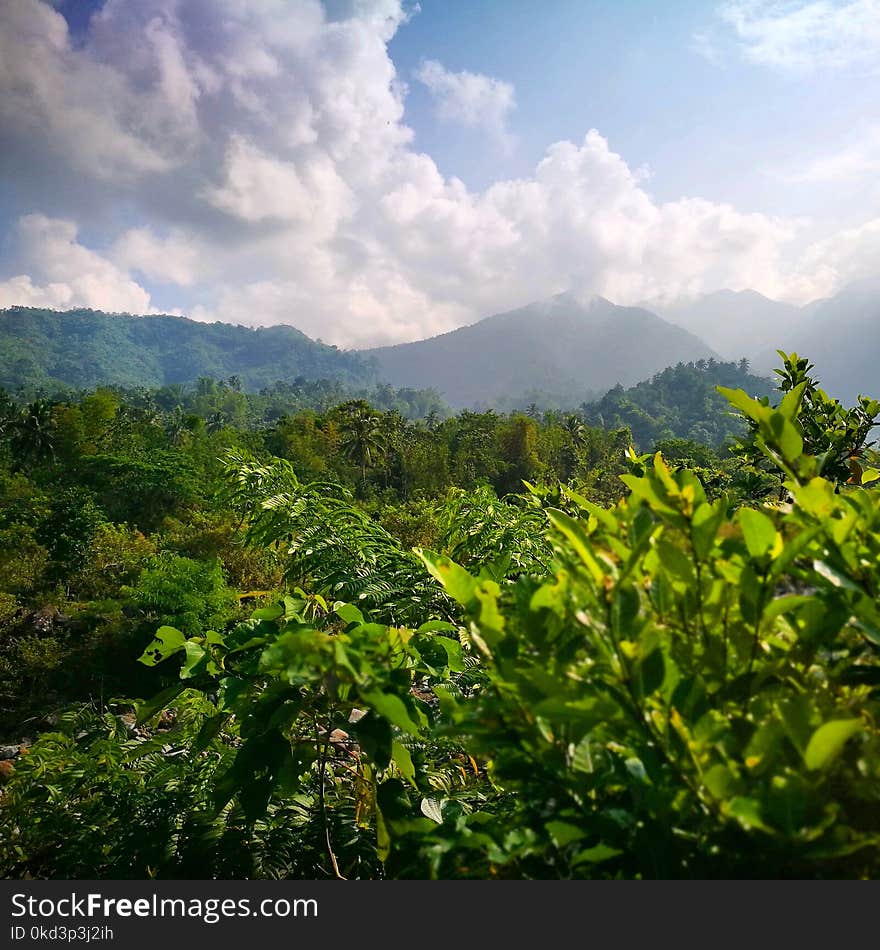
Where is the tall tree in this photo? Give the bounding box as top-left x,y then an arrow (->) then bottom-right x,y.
9,399 -> 57,470
336,400 -> 387,490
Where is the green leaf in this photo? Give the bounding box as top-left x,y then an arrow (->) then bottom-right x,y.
138,626 -> 186,667
776,695 -> 814,757
193,713 -> 229,753
179,639 -> 207,679
416,620 -> 457,634
804,719 -> 862,771
334,602 -> 365,626
792,478 -> 836,518
778,380 -> 807,420
655,537 -> 696,588
572,843 -> 623,865
251,604 -> 284,621
632,645 -> 665,699
767,411 -> 804,464
435,635 -> 465,672
738,508 -> 777,560
418,551 -> 478,604
376,808 -> 391,862
546,509 -> 606,584
352,713 -> 393,770
546,820 -> 586,848
361,690 -> 422,736
717,386 -> 770,425
724,797 -> 773,833
133,682 -> 187,726
391,740 -> 416,786
703,764 -> 740,800
691,499 -> 725,561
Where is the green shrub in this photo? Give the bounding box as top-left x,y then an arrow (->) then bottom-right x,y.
128,554 -> 235,636
417,383 -> 880,878
69,523 -> 156,600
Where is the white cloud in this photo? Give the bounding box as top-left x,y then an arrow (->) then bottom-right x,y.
719,0 -> 880,71
111,227 -> 206,287
782,128 -> 880,182
795,217 -> 880,290
204,135 -> 354,234
414,59 -> 516,147
0,0 -> 871,348
0,0 -> 201,180
0,214 -> 155,313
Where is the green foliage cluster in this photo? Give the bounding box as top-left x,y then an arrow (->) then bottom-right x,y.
128,555 -> 235,637
1,353 -> 879,880
0,307 -> 375,392
583,358 -> 774,449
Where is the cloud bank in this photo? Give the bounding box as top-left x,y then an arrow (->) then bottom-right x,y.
0,0 -> 876,346
720,0 -> 880,72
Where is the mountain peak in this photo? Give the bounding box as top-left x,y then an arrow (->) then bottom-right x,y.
368,294 -> 716,408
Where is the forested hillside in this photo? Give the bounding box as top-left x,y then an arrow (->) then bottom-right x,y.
0,307 -> 377,392
582,358 -> 774,447
2,352 -> 880,880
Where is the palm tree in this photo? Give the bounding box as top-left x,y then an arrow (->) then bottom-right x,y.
563,413 -> 587,449
164,406 -> 188,445
206,410 -> 227,434
10,399 -> 57,470
337,400 -> 387,490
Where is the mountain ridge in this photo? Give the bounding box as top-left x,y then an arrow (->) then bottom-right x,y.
367,293 -> 719,408
0,306 -> 378,392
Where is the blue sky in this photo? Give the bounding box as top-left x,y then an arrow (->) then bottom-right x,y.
0,0 -> 878,345
390,0 -> 877,220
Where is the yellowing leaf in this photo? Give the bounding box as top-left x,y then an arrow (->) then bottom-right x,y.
804,719 -> 862,771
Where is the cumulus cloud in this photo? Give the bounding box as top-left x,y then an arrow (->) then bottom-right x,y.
795,217 -> 880,291
111,227 -> 206,287
719,0 -> 880,71
0,0 -> 201,180
414,59 -> 516,147
0,214 -> 155,313
0,0 -> 870,347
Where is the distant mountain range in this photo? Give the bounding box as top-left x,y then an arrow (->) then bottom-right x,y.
2,280 -> 878,407
650,289 -> 801,360
0,307 -> 377,392
653,281 -> 880,404
367,293 -> 718,409
752,280 -> 880,404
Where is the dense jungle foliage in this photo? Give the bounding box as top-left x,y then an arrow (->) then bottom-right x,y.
1,352 -> 879,880
0,307 -> 377,392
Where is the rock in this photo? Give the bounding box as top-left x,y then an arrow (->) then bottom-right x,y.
119,713 -> 138,737
0,744 -> 20,760
31,606 -> 69,633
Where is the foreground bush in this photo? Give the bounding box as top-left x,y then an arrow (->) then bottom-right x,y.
3,368 -> 880,878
